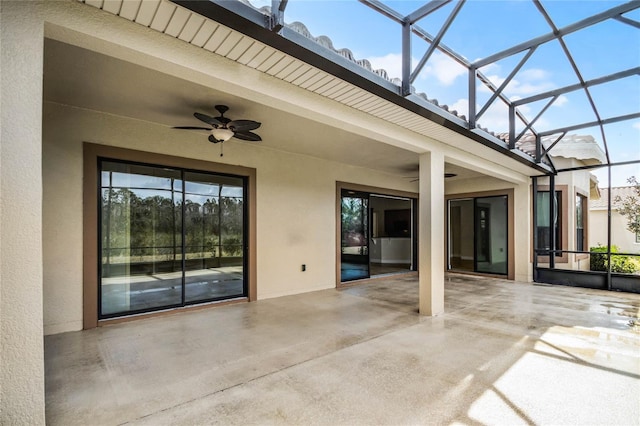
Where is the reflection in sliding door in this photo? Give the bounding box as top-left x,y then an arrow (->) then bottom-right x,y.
99,160 -> 247,319
448,199 -> 474,272
475,196 -> 508,275
183,172 -> 245,303
341,191 -> 369,281
100,161 -> 183,316
448,196 -> 508,275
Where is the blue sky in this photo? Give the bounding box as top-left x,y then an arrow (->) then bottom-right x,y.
250,0 -> 639,186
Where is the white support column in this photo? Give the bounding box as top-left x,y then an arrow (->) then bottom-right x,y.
418,151 -> 445,316
0,2 -> 45,423
514,181 -> 532,282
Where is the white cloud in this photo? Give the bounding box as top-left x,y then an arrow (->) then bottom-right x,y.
366,53 -> 405,81
451,99 -> 470,118
478,67 -> 556,97
553,95 -> 569,107
421,52 -> 467,86
633,121 -> 640,130
451,98 -> 547,133
519,68 -> 550,81
366,51 -> 466,86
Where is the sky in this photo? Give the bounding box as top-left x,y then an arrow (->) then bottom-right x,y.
249,0 -> 639,186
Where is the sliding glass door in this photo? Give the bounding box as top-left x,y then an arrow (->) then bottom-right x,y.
475,196 -> 508,274
100,160 -> 246,318
340,190 -> 417,282
448,195 -> 508,275
341,191 -> 370,281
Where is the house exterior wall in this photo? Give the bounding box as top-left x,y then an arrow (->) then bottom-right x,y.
36,0 -> 534,336
2,0 -> 538,421
590,209 -> 640,254
43,102 -> 419,334
0,3 -> 46,424
536,159 -> 593,272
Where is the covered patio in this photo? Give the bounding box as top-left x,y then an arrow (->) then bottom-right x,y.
46,274 -> 640,425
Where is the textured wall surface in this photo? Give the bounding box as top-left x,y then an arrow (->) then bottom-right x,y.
1,2 -> 46,424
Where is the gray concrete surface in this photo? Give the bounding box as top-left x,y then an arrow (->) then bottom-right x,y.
45,274 -> 640,425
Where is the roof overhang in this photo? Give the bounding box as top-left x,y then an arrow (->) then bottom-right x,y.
170,0 -> 552,175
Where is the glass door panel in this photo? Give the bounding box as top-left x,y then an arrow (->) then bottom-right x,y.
448,199 -> 474,272
341,191 -> 370,281
183,172 -> 245,303
475,196 -> 508,275
100,161 -> 183,316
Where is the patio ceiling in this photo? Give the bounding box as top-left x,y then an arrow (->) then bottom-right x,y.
43,38 -> 423,177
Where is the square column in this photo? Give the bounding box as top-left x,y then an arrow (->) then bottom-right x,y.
514,181 -> 532,282
1,2 -> 45,423
418,151 -> 445,316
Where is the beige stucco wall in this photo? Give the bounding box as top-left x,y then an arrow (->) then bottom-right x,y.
1,2 -> 46,423
590,210 -> 640,254
43,102 -> 420,334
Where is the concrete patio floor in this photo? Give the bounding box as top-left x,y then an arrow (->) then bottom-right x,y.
45,273 -> 640,425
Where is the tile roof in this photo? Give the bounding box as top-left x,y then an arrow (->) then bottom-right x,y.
269,17 -> 606,165
507,133 -> 607,165
590,186 -> 638,210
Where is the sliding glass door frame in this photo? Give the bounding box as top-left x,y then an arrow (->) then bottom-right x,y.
338,183 -> 418,285
340,189 -> 370,282
98,158 -> 248,319
446,190 -> 514,278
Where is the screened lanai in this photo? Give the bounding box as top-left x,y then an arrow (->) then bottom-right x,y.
171,0 -> 640,292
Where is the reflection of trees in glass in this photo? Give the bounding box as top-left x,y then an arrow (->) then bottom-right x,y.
102,188 -> 181,262
341,197 -> 368,254
102,185 -> 244,264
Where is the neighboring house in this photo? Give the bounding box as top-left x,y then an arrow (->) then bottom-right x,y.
516,133 -> 605,271
590,187 -> 640,254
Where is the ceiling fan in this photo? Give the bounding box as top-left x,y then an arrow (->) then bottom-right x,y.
173,105 -> 261,156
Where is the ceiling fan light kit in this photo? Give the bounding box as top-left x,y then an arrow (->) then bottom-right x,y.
173,105 -> 262,156
211,128 -> 234,142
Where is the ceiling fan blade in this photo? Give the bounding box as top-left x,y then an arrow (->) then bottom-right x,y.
208,135 -> 222,144
228,120 -> 261,132
173,126 -> 212,131
233,131 -> 262,142
194,112 -> 223,127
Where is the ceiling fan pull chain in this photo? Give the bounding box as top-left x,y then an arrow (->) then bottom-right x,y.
220,142 -> 224,157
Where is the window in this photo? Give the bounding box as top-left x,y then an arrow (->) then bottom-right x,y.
576,194 -> 586,252
99,159 -> 246,318
536,191 -> 562,256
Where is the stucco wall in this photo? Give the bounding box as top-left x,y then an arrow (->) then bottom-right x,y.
42,102 -> 418,334
1,2 -> 46,424
590,210 -> 640,254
